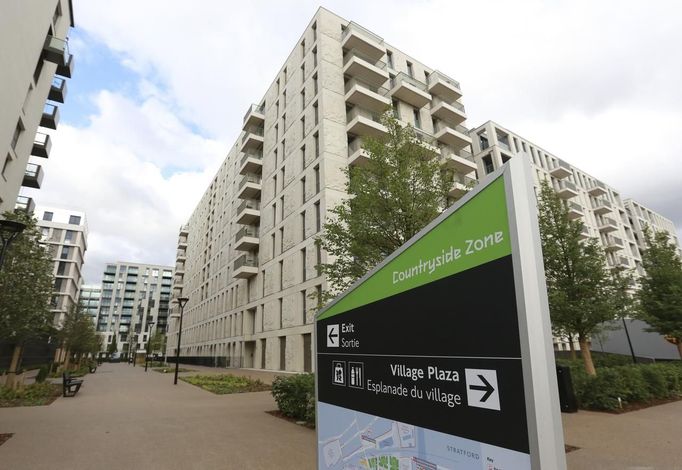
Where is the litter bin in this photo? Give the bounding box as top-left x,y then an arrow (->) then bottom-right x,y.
556,365 -> 578,413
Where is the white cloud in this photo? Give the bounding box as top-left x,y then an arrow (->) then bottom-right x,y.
47,0 -> 682,284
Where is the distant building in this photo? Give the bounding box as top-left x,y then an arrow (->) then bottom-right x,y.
79,284 -> 101,323
95,262 -> 173,355
35,204 -> 88,327
0,0 -> 74,213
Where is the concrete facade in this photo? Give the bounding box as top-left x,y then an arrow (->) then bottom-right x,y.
96,262 -> 173,355
0,0 -> 74,213
36,204 -> 88,327
166,7 -> 474,372
79,284 -> 101,323
469,121 -> 681,350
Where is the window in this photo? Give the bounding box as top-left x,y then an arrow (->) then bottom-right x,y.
424,70 -> 430,82
1,154 -> 11,180
69,215 -> 81,225
392,99 -> 399,119
301,290 -> 307,324
60,246 -> 71,260
281,139 -> 286,159
313,73 -> 318,95
386,51 -> 393,68
483,155 -> 494,174
11,119 -> 24,151
280,195 -> 285,221
313,102 -> 319,125
57,262 -> 68,276
64,230 -> 75,242
406,61 -> 414,77
301,145 -> 306,169
283,90 -> 287,107
279,260 -> 284,291
301,211 -> 306,240
301,176 -> 306,203
316,243 -> 322,275
413,108 -> 421,129
301,116 -> 305,135
276,78 -> 280,94
314,133 -> 319,158
43,211 -> 54,221
282,113 -> 286,131
314,201 -> 321,232
314,165 -> 320,193
280,227 -> 284,253
273,175 -> 278,195
312,46 -> 317,67
312,22 -> 317,41
301,63 -> 305,81
283,67 -> 287,83
271,233 -> 276,258
300,39 -> 305,56
301,90 -> 306,111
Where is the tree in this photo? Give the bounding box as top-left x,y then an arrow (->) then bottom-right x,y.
148,330 -> 166,355
107,334 -> 118,356
318,112 -> 456,301
58,304 -> 100,369
537,181 -> 620,375
637,228 -> 682,358
0,210 -> 54,388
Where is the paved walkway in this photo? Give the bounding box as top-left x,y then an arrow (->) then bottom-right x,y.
1,363 -> 680,469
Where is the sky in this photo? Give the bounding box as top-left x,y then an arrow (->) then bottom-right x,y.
24,0 -> 682,284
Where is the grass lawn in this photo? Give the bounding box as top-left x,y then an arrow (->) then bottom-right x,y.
181,374 -> 270,394
0,383 -> 61,407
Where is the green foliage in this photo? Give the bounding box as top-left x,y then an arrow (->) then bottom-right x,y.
317,112 -> 455,301
181,374 -> 270,394
570,363 -> 682,410
148,331 -> 166,354
35,365 -> 49,383
58,303 -> 100,358
107,334 -> 118,355
271,373 -> 316,423
637,228 -> 682,354
0,210 -> 55,347
0,383 -> 60,407
556,351 -> 635,369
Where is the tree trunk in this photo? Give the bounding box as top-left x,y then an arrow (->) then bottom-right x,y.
5,344 -> 23,389
677,340 -> 682,359
568,336 -> 577,360
579,338 -> 597,376
63,348 -> 71,371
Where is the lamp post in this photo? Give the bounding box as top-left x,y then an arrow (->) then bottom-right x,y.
145,320 -> 156,372
130,333 -> 138,367
173,297 -> 189,385
0,219 -> 26,271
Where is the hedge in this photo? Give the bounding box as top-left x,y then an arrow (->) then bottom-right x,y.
569,362 -> 682,410
271,373 -> 315,424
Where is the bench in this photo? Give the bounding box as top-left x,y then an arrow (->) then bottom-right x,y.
62,372 -> 83,397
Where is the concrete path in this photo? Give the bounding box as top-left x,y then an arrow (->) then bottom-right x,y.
1,363 -> 681,469
0,363 -> 315,470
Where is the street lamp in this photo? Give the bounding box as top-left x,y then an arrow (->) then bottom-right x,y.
145,320 -> 156,372
0,219 -> 26,271
173,297 -> 189,385
130,333 -> 138,367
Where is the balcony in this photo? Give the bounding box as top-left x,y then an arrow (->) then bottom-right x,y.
56,54 -> 74,79
31,133 -> 52,158
598,217 -> 619,233
178,238 -> 187,249
588,180 -> 608,197
556,180 -> 579,199
239,149 -> 263,175
236,199 -> 261,225
237,173 -> 262,199
176,249 -> 186,261
43,35 -> 69,65
23,163 -> 44,189
449,174 -> 477,198
234,254 -> 258,279
40,104 -> 59,130
566,202 -> 584,220
15,196 -> 35,214
342,51 -> 389,87
609,256 -> 630,270
341,22 -> 386,62
346,107 -> 388,138
604,236 -> 624,252
427,71 -> 462,102
434,122 -> 471,150
235,225 -> 260,251
430,97 -> 466,127
389,73 -> 431,108
180,224 -> 189,236
578,225 -> 591,240
440,149 -> 477,174
549,159 -> 572,179
240,125 -> 264,153
344,79 -> 391,113
592,198 -> 612,215
243,103 -> 265,128
412,128 -> 440,155
48,77 -> 67,103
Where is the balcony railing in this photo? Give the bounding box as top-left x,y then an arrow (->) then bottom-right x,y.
592,198 -> 612,209
453,173 -> 477,186
43,35 -> 70,65
240,150 -> 263,167
241,125 -> 264,143
390,72 -> 428,92
432,96 -> 465,112
32,132 -> 52,158
344,77 -> 390,96
49,77 -> 67,103
238,199 -> 260,214
427,70 -> 461,92
346,106 -> 383,125
342,49 -> 387,70
15,196 -> 35,213
342,21 -> 384,45
41,104 -> 59,129
236,225 -> 259,240
243,103 -> 265,123
234,254 -> 258,270
239,173 -> 261,189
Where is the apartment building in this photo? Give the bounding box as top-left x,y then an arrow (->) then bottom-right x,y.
0,0 -> 74,213
79,284 -> 101,323
96,262 -> 173,355
165,7 -> 475,372
36,205 -> 88,327
469,121 -> 681,349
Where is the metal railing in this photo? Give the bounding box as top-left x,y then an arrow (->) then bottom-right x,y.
412,128 -> 438,148
568,202 -> 583,212
243,103 -> 265,123
589,180 -> 607,192
342,21 -> 384,45
346,106 -> 383,125
236,226 -> 259,240
239,173 -> 261,189
240,150 -> 263,167
347,139 -> 365,157
241,125 -> 264,143
592,198 -> 612,209
427,70 -> 461,91
44,35 -> 69,63
434,121 -> 469,136
237,199 -> 260,214
558,180 -> 578,192
344,77 -> 390,96
432,96 -> 465,112
15,195 -> 34,212
453,174 -> 477,186
600,217 -> 618,227
390,72 -> 428,92
342,49 -> 387,70
551,159 -> 571,173
234,254 -> 258,270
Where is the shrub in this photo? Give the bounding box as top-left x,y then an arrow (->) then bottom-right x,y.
271,373 -> 315,423
0,382 -> 60,407
181,374 -> 269,394
35,365 -> 49,383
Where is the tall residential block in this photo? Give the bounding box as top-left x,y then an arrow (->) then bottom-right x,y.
0,0 -> 74,213
79,284 -> 101,323
36,205 -> 88,327
96,262 -> 173,355
166,7 -> 475,372
469,121 -> 681,349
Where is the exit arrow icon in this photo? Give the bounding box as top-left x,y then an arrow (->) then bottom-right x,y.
327,325 -> 339,347
469,374 -> 494,402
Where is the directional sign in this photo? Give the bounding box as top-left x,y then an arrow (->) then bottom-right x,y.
316,158 -> 566,470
